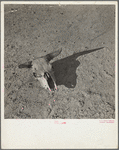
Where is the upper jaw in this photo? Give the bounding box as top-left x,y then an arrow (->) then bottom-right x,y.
44,72 -> 57,91
35,72 -> 57,92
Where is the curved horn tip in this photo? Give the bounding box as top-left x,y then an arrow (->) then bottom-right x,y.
44,48 -> 62,62
58,48 -> 62,53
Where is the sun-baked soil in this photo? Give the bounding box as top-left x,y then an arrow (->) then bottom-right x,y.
4,5 -> 115,119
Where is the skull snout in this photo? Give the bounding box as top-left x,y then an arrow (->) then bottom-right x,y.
32,60 -> 57,91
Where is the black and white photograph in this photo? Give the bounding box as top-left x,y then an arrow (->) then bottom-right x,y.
4,3 -> 116,119
1,1 -> 118,149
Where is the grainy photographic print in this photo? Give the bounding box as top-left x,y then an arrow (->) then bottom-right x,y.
1,1 -> 118,149
4,3 -> 116,119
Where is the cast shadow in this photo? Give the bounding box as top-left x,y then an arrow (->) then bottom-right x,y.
52,47 -> 104,88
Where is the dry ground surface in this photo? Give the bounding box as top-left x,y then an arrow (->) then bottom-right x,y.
4,4 -> 115,119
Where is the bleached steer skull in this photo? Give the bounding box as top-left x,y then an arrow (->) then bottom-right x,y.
19,48 -> 62,91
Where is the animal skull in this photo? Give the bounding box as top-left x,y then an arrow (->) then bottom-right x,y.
19,48 -> 62,92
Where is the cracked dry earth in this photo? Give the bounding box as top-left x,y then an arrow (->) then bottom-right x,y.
4,5 -> 115,119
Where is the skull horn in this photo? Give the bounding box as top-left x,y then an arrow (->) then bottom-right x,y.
43,48 -> 62,62
18,61 -> 32,68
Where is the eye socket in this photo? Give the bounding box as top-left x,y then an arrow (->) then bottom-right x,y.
33,72 -> 37,77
